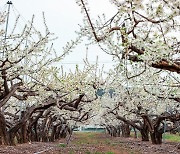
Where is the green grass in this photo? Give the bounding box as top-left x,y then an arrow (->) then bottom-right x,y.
58,143 -> 67,147
75,132 -> 115,145
163,133 -> 180,142
130,132 -> 180,142
73,132 -> 101,145
68,150 -> 75,154
106,152 -> 115,154
60,132 -> 140,154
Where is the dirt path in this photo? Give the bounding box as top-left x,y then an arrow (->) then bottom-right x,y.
0,132 -> 180,154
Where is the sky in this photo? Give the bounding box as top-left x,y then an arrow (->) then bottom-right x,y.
0,0 -> 117,72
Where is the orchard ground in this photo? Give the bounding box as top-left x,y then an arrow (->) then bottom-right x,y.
0,132 -> 180,154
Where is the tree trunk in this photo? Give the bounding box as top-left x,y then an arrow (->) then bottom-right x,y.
116,125 -> 121,137
50,125 -> 57,142
111,125 -> 117,137
140,129 -> 149,141
121,123 -> 130,137
60,125 -> 68,138
8,131 -> 16,145
133,127 -> 137,138
20,111 -> 28,143
0,112 -> 8,145
55,125 -> 62,139
21,122 -> 28,143
150,131 -> 163,144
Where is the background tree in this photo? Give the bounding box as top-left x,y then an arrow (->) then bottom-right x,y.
76,0 -> 180,144
0,10 -> 87,145
76,0 -> 180,73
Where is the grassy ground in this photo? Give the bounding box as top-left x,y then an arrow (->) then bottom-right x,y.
57,132 -> 140,154
57,132 -> 180,154
0,132 -> 179,154
163,133 -> 180,142
130,131 -> 180,142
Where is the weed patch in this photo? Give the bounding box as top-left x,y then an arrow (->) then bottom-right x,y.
106,152 -> 115,154
58,143 -> 67,148
163,134 -> 180,142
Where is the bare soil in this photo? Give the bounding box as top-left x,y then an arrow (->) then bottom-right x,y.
0,132 -> 180,154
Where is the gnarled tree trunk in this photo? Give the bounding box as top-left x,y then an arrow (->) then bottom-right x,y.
121,123 -> 130,137
0,112 -> 8,145
150,131 -> 163,144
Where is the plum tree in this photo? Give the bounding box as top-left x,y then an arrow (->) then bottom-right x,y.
75,0 -> 180,144
0,9 -> 96,145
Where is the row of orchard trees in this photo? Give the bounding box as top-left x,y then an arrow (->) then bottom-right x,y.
0,8 -> 104,145
101,67 -> 180,144
0,0 -> 180,146
76,0 -> 180,145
